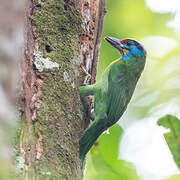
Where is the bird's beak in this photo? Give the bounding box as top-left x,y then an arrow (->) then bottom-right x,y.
104,36 -> 126,55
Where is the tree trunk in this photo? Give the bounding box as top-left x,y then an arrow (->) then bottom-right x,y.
17,0 -> 105,179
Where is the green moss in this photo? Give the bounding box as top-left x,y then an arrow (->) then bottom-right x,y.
30,0 -> 83,179
33,0 -> 82,60
14,120 -> 22,149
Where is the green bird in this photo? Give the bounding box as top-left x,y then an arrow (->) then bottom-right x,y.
79,36 -> 147,166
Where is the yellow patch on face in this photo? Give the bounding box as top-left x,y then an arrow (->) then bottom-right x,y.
123,49 -> 129,55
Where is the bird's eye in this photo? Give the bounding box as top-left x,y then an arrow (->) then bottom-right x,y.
126,41 -> 132,46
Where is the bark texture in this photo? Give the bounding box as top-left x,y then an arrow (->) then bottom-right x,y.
18,0 -> 105,179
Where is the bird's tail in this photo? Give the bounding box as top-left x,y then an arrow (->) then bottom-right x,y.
79,120 -> 107,167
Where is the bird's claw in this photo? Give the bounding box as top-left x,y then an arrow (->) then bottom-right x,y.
84,74 -> 91,85
90,108 -> 94,121
81,64 -> 91,85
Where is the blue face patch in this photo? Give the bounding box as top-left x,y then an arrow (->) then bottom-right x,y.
130,45 -> 145,56
120,45 -> 146,61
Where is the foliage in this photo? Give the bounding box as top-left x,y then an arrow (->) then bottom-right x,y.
84,125 -> 139,180
85,0 -> 180,179
158,115 -> 180,169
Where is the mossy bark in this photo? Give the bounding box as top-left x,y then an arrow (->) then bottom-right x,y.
17,0 -> 105,179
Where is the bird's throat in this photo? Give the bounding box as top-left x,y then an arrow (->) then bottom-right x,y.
120,51 -> 132,61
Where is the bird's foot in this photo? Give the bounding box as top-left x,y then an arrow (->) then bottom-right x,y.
81,64 -> 91,85
90,108 -> 94,121
80,157 -> 85,169
103,129 -> 110,134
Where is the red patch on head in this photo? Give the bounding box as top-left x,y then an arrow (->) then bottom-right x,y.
144,48 -> 147,55
140,42 -> 148,55
121,39 -> 126,44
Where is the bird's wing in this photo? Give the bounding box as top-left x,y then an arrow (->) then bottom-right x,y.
106,60 -> 129,126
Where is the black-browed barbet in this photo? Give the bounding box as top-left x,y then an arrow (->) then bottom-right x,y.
79,36 -> 147,166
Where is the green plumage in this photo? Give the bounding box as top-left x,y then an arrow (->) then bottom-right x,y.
79,37 -> 146,167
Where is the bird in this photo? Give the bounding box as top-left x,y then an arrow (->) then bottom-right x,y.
79,36 -> 147,167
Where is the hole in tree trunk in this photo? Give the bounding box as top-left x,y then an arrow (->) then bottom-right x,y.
45,45 -> 52,53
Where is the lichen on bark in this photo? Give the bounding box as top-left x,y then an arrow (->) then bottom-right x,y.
17,0 -> 106,179
18,0 -> 85,179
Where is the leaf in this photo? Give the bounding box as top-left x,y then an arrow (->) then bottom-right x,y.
84,124 -> 139,180
157,114 -> 180,169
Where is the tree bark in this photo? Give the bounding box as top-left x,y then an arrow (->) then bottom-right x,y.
17,0 -> 105,179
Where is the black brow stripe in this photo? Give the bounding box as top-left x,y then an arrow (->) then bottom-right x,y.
135,41 -> 144,52
125,39 -> 145,52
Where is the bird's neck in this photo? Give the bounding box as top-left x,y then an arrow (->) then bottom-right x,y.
120,53 -> 146,78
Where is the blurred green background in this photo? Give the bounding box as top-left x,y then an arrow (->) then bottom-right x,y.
85,0 -> 180,179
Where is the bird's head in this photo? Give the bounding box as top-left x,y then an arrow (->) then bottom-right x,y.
105,36 -> 147,60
